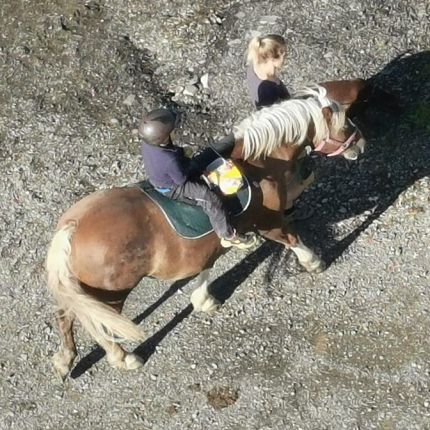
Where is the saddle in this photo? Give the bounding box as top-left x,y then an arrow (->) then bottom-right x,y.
136,146 -> 251,239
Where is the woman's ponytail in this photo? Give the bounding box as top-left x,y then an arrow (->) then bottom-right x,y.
246,34 -> 287,65
246,36 -> 262,65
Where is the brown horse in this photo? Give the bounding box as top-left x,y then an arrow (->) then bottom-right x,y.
46,82 -> 367,379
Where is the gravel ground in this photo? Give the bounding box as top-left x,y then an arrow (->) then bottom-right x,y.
1,1 -> 429,429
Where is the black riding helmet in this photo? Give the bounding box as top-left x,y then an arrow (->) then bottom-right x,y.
138,108 -> 178,146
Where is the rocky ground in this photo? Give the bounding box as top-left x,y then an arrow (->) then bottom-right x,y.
0,0 -> 429,429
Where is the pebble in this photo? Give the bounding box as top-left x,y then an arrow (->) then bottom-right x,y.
183,85 -> 199,96
200,73 -> 209,89
122,94 -> 135,106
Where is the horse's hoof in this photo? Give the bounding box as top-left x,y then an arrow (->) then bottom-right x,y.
53,364 -> 69,381
52,351 -> 75,380
190,289 -> 210,311
302,258 -> 326,273
311,261 -> 326,273
191,290 -> 221,313
125,353 -> 144,370
191,288 -> 221,313
200,297 -> 221,314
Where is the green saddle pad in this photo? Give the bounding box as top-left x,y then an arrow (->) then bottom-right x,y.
135,180 -> 251,239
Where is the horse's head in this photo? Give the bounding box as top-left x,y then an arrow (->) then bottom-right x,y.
234,84 -> 366,162
294,85 -> 367,160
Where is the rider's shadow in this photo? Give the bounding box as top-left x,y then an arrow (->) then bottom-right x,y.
269,50 -> 430,273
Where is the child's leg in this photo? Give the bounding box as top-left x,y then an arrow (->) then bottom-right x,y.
168,181 -> 234,238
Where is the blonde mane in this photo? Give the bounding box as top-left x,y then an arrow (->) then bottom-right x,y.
234,85 -> 345,159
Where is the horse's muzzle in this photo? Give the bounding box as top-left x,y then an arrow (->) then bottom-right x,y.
342,134 -> 366,160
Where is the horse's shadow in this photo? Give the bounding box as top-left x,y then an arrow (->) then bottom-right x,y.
71,50 -> 429,378
294,50 -> 430,267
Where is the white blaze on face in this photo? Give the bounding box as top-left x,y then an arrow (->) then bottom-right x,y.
342,136 -> 367,160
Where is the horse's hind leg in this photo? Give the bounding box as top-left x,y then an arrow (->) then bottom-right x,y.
95,336 -> 144,371
94,298 -> 144,371
52,309 -> 77,380
51,307 -> 135,377
190,269 -> 220,313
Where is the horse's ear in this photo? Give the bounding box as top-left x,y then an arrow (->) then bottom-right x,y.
322,106 -> 333,123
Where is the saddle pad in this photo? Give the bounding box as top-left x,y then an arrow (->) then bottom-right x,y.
135,179 -> 251,239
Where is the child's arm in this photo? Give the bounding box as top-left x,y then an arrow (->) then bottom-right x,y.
167,156 -> 189,186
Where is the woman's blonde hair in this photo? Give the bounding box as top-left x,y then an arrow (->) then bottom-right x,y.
246,34 -> 287,65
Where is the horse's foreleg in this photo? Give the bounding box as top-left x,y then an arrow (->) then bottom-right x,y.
285,170 -> 315,208
290,236 -> 325,273
52,309 -> 77,380
262,225 -> 325,273
284,171 -> 315,222
190,269 -> 220,313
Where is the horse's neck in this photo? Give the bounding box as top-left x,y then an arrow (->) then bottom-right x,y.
232,138 -> 300,164
231,139 -> 245,160
259,145 -> 301,168
233,139 -> 304,182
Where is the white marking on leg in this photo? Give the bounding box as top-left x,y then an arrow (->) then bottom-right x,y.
105,343 -> 144,371
124,353 -> 144,370
190,269 -> 220,313
52,349 -> 77,380
290,237 -> 325,273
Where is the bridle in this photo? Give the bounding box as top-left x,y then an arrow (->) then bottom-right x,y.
296,93 -> 361,158
313,118 -> 360,157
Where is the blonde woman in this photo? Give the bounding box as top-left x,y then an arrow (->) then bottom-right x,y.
246,34 -> 315,220
246,34 -> 290,109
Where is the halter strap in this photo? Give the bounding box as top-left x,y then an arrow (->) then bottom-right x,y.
313,118 -> 358,157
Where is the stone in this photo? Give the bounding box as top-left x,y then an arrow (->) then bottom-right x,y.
200,73 -> 209,89
183,85 -> 198,96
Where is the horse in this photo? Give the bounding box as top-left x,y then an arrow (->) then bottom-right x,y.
46,82 -> 367,379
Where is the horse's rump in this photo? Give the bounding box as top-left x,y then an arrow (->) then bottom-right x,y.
46,221 -> 145,343
57,187 -> 221,285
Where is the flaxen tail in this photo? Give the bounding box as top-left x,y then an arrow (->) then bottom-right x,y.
46,221 -> 144,343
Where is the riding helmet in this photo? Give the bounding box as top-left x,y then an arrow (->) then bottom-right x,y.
138,108 -> 177,146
